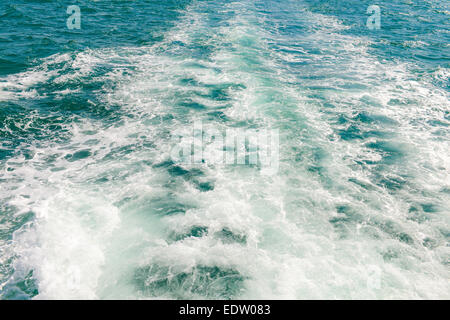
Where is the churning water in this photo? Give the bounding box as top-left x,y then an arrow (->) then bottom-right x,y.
0,0 -> 449,299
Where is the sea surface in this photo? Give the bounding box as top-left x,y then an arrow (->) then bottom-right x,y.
0,0 -> 449,299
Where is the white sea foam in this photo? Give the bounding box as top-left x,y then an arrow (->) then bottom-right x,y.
1,0 -> 449,299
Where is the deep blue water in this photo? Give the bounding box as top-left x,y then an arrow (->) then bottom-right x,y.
0,0 -> 449,299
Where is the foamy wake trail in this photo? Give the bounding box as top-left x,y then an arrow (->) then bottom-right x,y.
0,0 -> 448,299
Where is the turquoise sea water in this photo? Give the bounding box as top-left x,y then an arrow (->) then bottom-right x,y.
0,0 -> 449,299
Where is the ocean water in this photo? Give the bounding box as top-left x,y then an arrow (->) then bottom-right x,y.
0,0 -> 449,299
